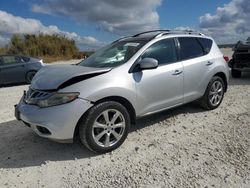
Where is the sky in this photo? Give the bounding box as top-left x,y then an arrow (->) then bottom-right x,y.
0,0 -> 250,50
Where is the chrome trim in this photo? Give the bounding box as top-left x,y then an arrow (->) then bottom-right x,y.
24,88 -> 52,104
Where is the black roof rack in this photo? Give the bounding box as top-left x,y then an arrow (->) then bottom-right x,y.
114,29 -> 204,43
133,29 -> 204,38
133,30 -> 171,37
156,30 -> 204,37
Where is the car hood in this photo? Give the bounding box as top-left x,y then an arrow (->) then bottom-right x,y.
31,64 -> 111,90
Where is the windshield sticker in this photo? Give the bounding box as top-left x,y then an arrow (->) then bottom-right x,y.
125,43 -> 140,47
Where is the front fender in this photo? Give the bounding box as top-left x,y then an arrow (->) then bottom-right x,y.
60,69 -> 137,112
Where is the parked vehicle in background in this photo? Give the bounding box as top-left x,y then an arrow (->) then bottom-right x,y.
0,55 -> 44,85
15,30 -> 229,153
247,37 -> 250,44
228,37 -> 250,78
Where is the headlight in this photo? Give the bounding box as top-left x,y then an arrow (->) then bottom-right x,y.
37,92 -> 79,108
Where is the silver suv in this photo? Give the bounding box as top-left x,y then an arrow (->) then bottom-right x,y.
15,30 -> 229,153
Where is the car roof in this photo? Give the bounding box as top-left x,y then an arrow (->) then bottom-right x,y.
116,29 -> 209,43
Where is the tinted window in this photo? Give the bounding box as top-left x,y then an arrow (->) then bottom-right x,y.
2,56 -> 20,64
178,37 -> 204,60
198,38 -> 213,54
142,39 -> 177,65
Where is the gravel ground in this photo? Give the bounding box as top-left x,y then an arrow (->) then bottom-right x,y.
0,57 -> 250,187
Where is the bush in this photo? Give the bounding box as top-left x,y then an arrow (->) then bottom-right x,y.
0,47 -> 7,54
1,34 -> 88,63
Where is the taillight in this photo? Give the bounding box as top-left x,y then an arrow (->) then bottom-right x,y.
223,56 -> 229,63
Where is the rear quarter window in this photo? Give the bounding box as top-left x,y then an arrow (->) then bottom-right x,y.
178,37 -> 204,61
197,38 -> 213,55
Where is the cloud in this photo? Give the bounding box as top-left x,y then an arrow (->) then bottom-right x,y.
174,26 -> 194,31
31,0 -> 162,35
199,0 -> 250,44
0,10 -> 104,49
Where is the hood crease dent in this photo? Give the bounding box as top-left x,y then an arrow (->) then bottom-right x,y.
31,64 -> 111,90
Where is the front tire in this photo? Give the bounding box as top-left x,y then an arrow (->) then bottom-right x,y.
199,76 -> 225,110
79,101 -> 130,153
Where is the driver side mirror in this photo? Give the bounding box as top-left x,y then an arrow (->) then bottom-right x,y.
139,58 -> 158,70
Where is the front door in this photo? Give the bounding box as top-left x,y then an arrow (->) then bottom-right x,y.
133,38 -> 184,116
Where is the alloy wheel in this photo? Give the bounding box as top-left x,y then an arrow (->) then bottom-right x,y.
92,109 -> 125,147
209,81 -> 223,106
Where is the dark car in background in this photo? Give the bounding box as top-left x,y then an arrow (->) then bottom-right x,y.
228,37 -> 250,78
0,55 -> 44,85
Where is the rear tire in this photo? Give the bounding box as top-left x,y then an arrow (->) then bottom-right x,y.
79,101 -> 130,153
231,68 -> 241,78
26,71 -> 37,84
199,76 -> 225,110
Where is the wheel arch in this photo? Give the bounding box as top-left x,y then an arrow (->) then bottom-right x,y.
93,96 -> 136,124
213,72 -> 228,92
73,95 -> 136,141
25,69 -> 37,77
25,70 -> 37,82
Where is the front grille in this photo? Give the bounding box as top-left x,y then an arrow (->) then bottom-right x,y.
24,88 -> 52,105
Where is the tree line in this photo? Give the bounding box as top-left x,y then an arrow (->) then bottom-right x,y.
0,34 -> 90,62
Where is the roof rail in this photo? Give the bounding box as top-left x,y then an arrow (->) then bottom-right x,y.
113,30 -> 205,43
132,29 -> 204,38
155,30 -> 204,38
133,30 -> 171,37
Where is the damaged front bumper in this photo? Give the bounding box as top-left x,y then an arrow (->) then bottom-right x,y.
15,95 -> 93,143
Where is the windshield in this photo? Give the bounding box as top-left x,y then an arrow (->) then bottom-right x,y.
79,40 -> 146,68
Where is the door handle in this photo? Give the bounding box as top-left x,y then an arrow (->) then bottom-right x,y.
172,70 -> 183,75
206,61 -> 213,66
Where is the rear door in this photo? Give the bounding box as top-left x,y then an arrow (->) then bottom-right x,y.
177,37 -> 213,103
0,55 -> 27,84
134,38 -> 184,116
